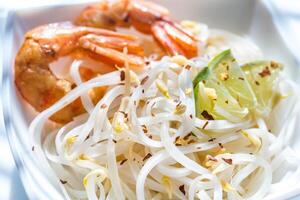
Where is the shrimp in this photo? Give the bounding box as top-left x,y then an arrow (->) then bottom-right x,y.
76,0 -> 198,58
15,22 -> 144,123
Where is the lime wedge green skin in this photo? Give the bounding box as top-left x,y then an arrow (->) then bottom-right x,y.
193,49 -> 282,122
194,50 -> 255,122
242,61 -> 282,117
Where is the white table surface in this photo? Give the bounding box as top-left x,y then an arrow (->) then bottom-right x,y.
0,0 -> 299,200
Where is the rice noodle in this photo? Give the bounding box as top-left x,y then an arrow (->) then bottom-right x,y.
28,23 -> 300,200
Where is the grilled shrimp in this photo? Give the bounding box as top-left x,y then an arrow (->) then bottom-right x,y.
15,22 -> 144,123
76,0 -> 198,58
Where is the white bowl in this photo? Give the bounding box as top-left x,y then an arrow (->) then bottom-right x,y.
1,0 -> 300,199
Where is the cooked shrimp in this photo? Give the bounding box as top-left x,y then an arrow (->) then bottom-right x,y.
76,0 -> 198,58
15,22 -> 144,123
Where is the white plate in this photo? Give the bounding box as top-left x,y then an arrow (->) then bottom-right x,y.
1,0 -> 300,199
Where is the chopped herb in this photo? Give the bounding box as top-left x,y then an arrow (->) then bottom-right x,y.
142,89 -> 145,93
113,139 -> 117,143
238,77 -> 245,80
255,81 -> 260,86
225,100 -> 229,104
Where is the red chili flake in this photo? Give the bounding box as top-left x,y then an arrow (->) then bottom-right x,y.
101,104 -> 107,109
259,67 -> 271,77
185,65 -> 191,70
120,70 -> 125,81
222,158 -> 233,165
119,111 -> 128,118
218,143 -> 224,149
142,153 -> 152,161
60,179 -> 68,184
189,114 -> 193,119
270,61 -> 280,69
141,76 -> 149,85
183,133 -> 193,140
176,100 -> 182,107
202,121 -> 209,129
120,159 -> 128,165
201,110 -> 214,120
141,125 -> 148,133
187,139 -> 195,144
148,135 -> 153,139
207,155 -> 217,162
91,139 -> 108,147
85,134 -> 91,141
179,185 -> 186,195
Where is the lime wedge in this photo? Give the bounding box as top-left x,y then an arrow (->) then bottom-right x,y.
194,50 -> 254,122
242,60 -> 282,117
